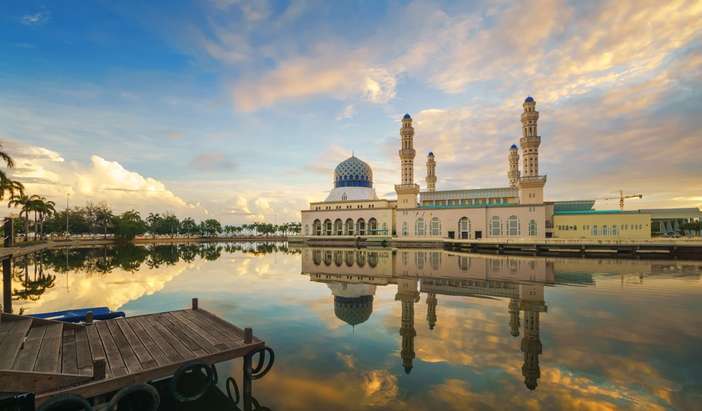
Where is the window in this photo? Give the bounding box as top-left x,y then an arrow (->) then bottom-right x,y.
430,252 -> 441,269
357,219 -> 366,236
368,218 -> 378,235
324,219 -> 332,236
415,252 -> 425,269
612,225 -> 619,236
431,217 -> 441,236
402,222 -> 408,236
345,219 -> 354,235
528,220 -> 537,236
459,217 -> 470,239
491,216 -> 501,236
334,219 -> 343,236
415,218 -> 426,236
458,256 -> 470,272
602,225 -> 609,236
313,219 -> 322,236
508,215 -> 520,236
592,225 -> 597,236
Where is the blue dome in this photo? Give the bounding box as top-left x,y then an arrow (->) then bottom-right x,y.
524,96 -> 534,103
510,144 -> 518,149
403,113 -> 411,120
334,156 -> 373,188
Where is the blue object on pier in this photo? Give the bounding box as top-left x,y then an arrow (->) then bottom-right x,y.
30,307 -> 125,323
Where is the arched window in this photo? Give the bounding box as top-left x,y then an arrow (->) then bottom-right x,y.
334,219 -> 343,236
345,251 -> 354,267
334,250 -> 343,266
602,225 -> 609,236
323,250 -> 332,266
528,220 -> 537,236
491,216 -> 501,236
324,219 -> 332,236
415,252 -> 425,270
313,219 -> 322,236
356,251 -> 366,267
431,217 -> 441,236
368,252 -> 378,268
415,218 -> 426,236
368,218 -> 378,235
458,256 -> 470,272
458,217 -> 470,239
345,219 -> 354,236
357,218 -> 366,236
508,215 -> 520,236
313,250 -> 322,265
402,222 -> 408,236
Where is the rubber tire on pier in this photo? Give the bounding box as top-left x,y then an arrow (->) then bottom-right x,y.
107,383 -> 160,411
37,394 -> 93,411
170,362 -> 216,402
250,347 -> 275,380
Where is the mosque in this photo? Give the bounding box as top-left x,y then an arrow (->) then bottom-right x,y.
303,97 -> 557,240
301,97 -> 699,240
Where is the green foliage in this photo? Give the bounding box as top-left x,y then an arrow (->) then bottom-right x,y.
112,210 -> 147,241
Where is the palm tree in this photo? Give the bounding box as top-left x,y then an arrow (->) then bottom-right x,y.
8,193 -> 33,241
36,197 -> 56,239
0,143 -> 24,200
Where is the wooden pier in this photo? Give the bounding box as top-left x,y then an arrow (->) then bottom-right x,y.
0,299 -> 268,407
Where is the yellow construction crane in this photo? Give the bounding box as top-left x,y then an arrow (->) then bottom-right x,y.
600,190 -> 643,210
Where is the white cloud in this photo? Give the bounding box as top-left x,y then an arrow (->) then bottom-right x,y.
21,10 -> 50,26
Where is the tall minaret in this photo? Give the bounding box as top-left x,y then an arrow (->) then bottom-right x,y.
396,278 -> 420,374
395,114 -> 420,209
508,145 -> 520,188
508,297 -> 520,337
426,152 -> 436,192
426,292 -> 437,330
519,284 -> 547,391
518,97 -> 547,205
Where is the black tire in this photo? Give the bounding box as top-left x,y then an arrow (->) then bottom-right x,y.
169,362 -> 215,403
37,394 -> 93,411
107,383 -> 160,411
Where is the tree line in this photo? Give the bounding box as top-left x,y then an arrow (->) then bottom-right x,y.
8,202 -> 301,241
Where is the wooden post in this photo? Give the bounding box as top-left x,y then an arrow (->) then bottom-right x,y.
244,327 -> 252,344
2,258 -> 11,314
192,298 -> 199,310
93,359 -> 106,380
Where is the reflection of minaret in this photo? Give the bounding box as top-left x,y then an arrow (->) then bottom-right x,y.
508,298 -> 520,337
426,293 -> 437,330
396,279 -> 420,374
519,285 -> 547,391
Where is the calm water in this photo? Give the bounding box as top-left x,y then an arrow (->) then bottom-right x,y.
3,243 -> 702,411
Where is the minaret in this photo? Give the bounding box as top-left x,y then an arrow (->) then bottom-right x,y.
508,297 -> 520,337
426,293 -> 437,330
508,145 -> 520,188
395,114 -> 420,209
519,284 -> 547,391
396,278 -> 420,374
518,97 -> 547,205
426,152 -> 436,192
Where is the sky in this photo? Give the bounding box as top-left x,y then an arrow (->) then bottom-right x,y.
1,0 -> 701,224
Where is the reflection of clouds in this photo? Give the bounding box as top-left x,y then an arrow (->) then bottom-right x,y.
13,262 -> 192,314
362,370 -> 399,407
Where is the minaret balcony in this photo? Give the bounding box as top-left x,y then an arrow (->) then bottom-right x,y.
519,136 -> 541,146
399,148 -> 416,157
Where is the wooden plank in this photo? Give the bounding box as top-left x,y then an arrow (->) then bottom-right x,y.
131,316 -> 182,364
0,369 -> 93,395
180,309 -> 232,345
140,315 -> 195,361
115,318 -> 156,370
36,340 -> 265,405
86,325 -> 109,377
34,323 -> 63,373
105,320 -> 141,374
12,324 -> 47,371
190,310 -> 249,345
171,310 -> 225,349
75,327 -> 92,376
158,313 -> 211,355
61,328 -> 78,375
125,317 -> 170,367
0,317 -> 32,369
95,321 -> 127,378
185,309 -> 242,343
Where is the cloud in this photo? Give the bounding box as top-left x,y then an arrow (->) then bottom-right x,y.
336,104 -> 355,120
2,139 -> 204,218
21,10 -> 50,26
189,152 -> 237,171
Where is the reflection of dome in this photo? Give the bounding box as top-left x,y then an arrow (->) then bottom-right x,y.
510,144 -> 518,150
328,283 -> 376,327
325,156 -> 378,202
524,96 -> 534,103
334,156 -> 373,188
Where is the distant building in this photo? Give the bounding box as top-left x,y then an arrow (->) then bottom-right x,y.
300,97 -> 699,240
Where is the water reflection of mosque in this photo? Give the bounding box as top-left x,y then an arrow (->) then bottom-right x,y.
301,248 -> 554,390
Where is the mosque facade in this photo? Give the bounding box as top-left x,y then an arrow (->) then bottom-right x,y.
301,97 -> 555,240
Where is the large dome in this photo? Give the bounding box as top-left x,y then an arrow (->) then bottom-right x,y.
334,156 -> 373,188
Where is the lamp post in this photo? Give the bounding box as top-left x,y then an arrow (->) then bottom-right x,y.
66,193 -> 70,238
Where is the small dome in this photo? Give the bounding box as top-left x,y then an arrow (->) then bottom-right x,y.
524,96 -> 534,103
334,156 -> 373,188
403,113 -> 412,120
428,151 -> 434,157
334,295 -> 373,326
510,144 -> 518,150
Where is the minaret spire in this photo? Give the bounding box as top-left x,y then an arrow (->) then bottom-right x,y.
426,152 -> 436,192
508,145 -> 520,188
518,97 -> 547,205
395,113 -> 420,209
